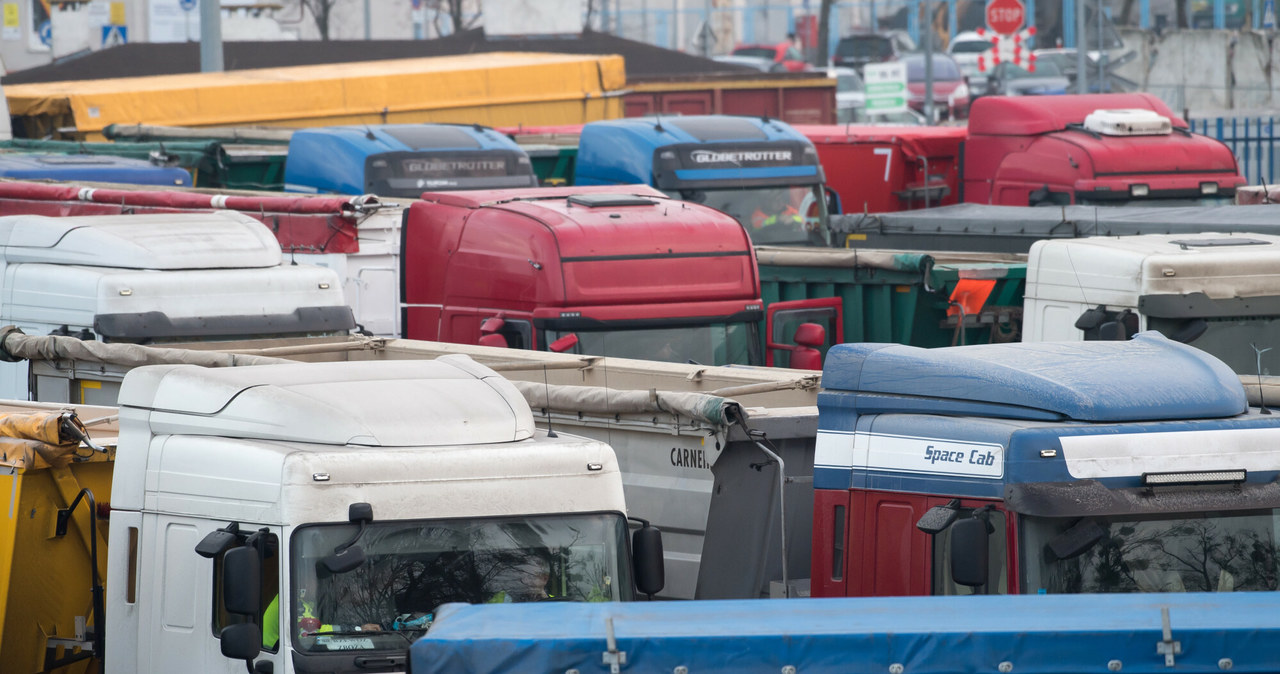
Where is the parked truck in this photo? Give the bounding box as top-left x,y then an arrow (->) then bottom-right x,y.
409,592 -> 1280,674
801,93 -> 1245,218
812,332 -> 1280,598
0,211 -> 355,401
282,123 -> 539,196
2,356 -> 663,673
4,331 -> 818,602
510,115 -> 837,247
0,153 -> 191,187
0,180 -> 835,367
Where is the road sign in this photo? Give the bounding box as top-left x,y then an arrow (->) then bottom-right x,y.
102,24 -> 127,47
179,0 -> 197,11
986,0 -> 1026,35
863,62 -> 908,114
1265,0 -> 1276,29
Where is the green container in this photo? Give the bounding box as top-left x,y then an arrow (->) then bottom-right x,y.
523,144 -> 578,186
756,247 -> 1027,353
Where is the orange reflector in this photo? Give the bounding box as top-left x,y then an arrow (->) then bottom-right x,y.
947,279 -> 997,317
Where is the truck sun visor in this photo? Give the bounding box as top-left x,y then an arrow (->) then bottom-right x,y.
93,306 -> 356,340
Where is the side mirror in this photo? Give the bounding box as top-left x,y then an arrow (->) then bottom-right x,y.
548,333 -> 579,353
219,622 -> 263,661
320,545 -> 366,575
1074,305 -> 1108,331
950,517 -> 990,588
223,546 -> 262,616
793,322 -> 826,349
1097,320 -> 1126,341
631,522 -> 665,597
1046,519 -> 1106,561
916,502 -> 960,534
1167,318 -> 1208,344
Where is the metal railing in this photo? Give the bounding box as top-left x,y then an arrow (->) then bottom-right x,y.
1190,115 -> 1280,187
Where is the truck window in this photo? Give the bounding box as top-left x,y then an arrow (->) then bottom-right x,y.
671,185 -> 828,246
542,322 -> 762,366
289,513 -> 631,654
213,533 -> 281,652
768,305 -> 839,368
931,509 -> 1008,595
1147,315 -> 1280,376
1021,510 -> 1280,594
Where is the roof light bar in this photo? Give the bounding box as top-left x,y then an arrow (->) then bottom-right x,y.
1143,469 -> 1246,486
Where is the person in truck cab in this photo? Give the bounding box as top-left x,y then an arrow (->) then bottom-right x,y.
751,190 -> 804,230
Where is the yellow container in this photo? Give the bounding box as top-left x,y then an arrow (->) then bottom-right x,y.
0,410 -> 115,673
6,52 -> 628,141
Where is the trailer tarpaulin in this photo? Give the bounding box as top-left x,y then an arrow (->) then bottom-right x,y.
512,381 -> 743,427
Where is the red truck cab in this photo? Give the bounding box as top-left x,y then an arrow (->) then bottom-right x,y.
964,93 -> 1245,206
401,185 -> 768,366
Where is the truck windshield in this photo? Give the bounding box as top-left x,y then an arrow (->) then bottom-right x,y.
290,513 -> 630,654
1021,510 -> 1280,594
1147,316 -> 1280,375
543,321 -> 762,365
668,185 -> 829,246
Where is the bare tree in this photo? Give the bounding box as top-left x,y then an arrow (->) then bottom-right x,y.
299,0 -> 338,40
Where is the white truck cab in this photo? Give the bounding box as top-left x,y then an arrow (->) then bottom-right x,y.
0,211 -> 355,400
1023,232 -> 1280,375
104,356 -> 660,674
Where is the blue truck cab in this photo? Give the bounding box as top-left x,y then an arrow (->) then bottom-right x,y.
812,332 -> 1280,597
574,115 -> 833,246
284,123 -> 539,197
0,154 -> 191,186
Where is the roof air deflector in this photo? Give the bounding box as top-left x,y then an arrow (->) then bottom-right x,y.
567,194 -> 656,208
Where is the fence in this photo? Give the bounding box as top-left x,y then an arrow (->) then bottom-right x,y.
1190,116 -> 1280,187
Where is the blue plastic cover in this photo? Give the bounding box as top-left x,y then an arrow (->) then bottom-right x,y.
410,593 -> 1280,674
0,154 -> 191,186
820,332 -> 1247,422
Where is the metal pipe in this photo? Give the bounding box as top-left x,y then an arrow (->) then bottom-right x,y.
750,432 -> 790,597
199,0 -> 223,73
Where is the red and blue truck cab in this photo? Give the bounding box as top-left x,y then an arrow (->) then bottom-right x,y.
812,332 -> 1280,597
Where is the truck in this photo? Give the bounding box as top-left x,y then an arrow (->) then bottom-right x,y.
5,328 -> 821,602
510,114 -> 838,247
408,593 -> 1280,674
282,123 -> 539,196
0,210 -> 356,401
2,356 -> 664,673
801,93 -> 1245,218
811,331 -> 1280,598
0,153 -> 192,187
0,180 -> 836,367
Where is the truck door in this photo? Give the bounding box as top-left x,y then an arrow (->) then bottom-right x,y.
765,298 -> 843,368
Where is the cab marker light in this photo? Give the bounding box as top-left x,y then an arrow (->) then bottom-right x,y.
1201,182 -> 1220,195
1039,449 -> 1058,458
313,473 -> 331,482
1130,184 -> 1149,197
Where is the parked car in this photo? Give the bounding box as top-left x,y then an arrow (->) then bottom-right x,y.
947,30 -> 993,95
731,43 -> 809,72
983,61 -> 1070,97
827,66 -> 866,120
903,53 -> 970,121
833,32 -> 911,74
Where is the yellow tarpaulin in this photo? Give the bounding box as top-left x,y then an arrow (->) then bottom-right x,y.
0,411 -> 89,470
7,52 -> 628,140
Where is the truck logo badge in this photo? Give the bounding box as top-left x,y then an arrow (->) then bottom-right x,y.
688,149 -> 794,166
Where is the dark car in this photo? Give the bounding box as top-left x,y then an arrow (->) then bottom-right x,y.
833,33 -> 904,74
903,53 -> 971,121
984,61 -> 1070,97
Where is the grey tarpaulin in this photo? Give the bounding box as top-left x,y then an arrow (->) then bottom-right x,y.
513,380 -> 745,427
832,203 -> 1280,254
0,327 -> 292,368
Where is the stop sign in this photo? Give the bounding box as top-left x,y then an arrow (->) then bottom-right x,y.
986,0 -> 1026,35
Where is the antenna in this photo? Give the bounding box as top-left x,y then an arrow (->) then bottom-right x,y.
541,366 -> 557,437
1252,343 -> 1272,414
653,113 -> 664,133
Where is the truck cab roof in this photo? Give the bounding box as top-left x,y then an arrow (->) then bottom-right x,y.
0,211 -> 283,269
119,355 -> 533,446
284,123 -> 538,196
0,153 -> 192,187
967,93 -> 1189,136
820,331 -> 1245,422
574,115 -> 823,189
